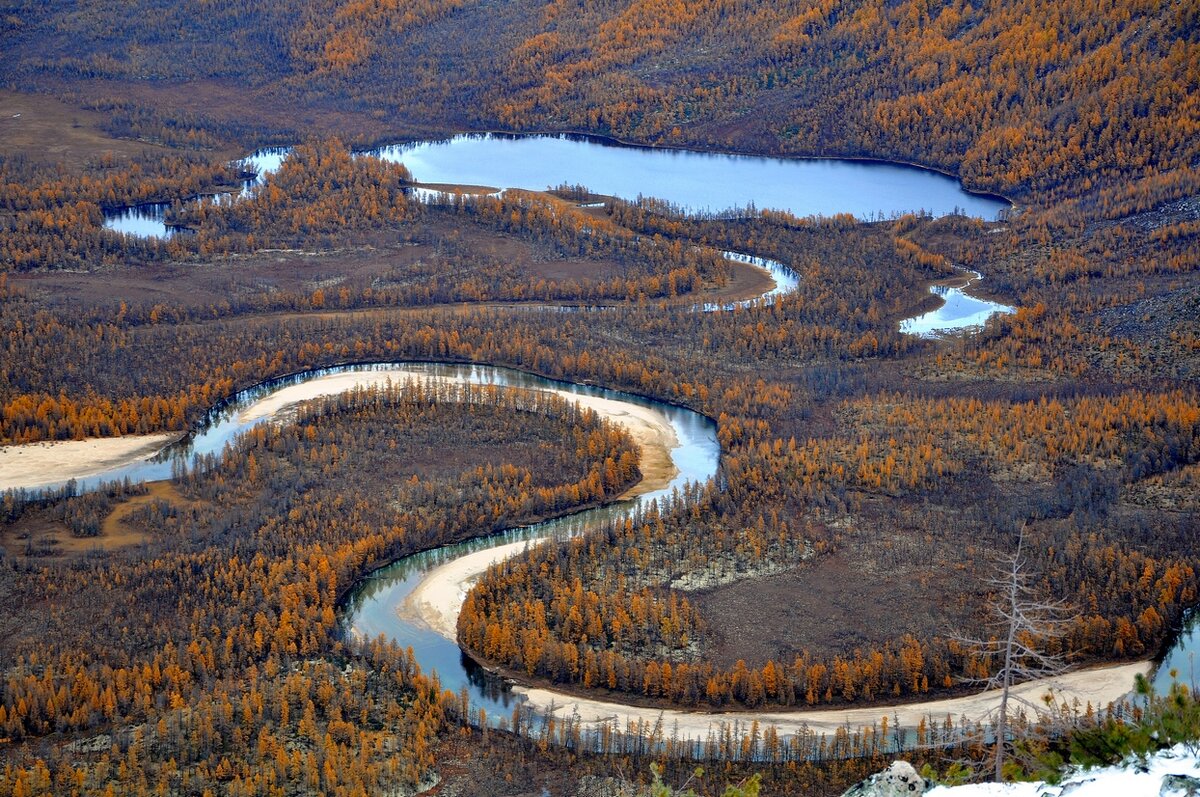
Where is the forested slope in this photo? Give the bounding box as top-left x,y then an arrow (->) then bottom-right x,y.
0,0 -> 1198,793
3,0 -> 1197,201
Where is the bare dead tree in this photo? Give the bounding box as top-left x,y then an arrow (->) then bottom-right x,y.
954,524 -> 1076,781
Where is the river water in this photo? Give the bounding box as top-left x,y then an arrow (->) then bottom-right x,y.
16,354 -> 1195,740
99,135 -> 1011,333
20,361 -> 719,720
80,134 -> 1193,735
900,271 -> 1015,336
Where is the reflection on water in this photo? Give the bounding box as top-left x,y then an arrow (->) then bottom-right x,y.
103,203 -> 178,239
374,133 -> 1008,220
900,271 -> 1015,336
105,136 -> 1008,238
102,147 -> 292,239
1155,609 -> 1200,693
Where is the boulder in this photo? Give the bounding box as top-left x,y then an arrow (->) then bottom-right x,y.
841,761 -> 929,797
1160,773 -> 1200,797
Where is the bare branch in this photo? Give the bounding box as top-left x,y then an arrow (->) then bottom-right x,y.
952,524 -> 1079,782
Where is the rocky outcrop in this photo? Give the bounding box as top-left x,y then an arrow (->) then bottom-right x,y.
841,761 -> 929,797
1158,773 -> 1200,797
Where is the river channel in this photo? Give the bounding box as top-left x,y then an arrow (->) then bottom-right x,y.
101,135 -> 1011,334
70,135 -> 1189,743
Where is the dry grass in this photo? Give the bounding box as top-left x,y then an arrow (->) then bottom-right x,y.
0,89 -> 187,167
1,481 -> 193,563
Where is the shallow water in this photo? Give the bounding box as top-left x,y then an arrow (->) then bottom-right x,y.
901,273 -> 1016,336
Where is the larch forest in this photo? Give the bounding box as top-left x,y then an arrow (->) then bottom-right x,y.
0,1 -> 1197,795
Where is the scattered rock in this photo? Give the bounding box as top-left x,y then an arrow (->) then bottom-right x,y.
575,774 -> 637,796
841,760 -> 929,797
1160,773 -> 1200,796
1057,776 -> 1097,794
63,733 -> 111,754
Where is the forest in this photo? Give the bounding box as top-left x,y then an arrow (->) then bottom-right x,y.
0,0 -> 1197,794
1,383 -> 640,793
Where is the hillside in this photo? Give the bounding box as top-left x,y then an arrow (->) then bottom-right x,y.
3,0 -> 1198,203
0,0 -> 1198,795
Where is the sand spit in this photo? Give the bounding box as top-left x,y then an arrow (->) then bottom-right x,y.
0,433 -> 179,491
237,368 -> 679,492
403,526 -> 1149,739
395,379 -> 681,636
390,379 -> 1146,740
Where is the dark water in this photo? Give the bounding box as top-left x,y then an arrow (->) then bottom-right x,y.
1155,609 -> 1200,693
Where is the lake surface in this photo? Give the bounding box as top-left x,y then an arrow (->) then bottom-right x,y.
104,135 -> 1007,239
103,202 -> 179,239
901,272 -> 1015,336
374,134 -> 1008,220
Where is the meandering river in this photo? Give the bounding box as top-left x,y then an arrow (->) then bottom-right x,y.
40,135 -> 1176,745
14,356 -> 1161,744
101,135 -> 1011,333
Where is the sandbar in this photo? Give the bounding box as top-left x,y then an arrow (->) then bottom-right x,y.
238,369 -> 679,492
404,526 -> 1150,738
0,433 -> 178,491
393,375 -> 1149,738
396,382 -> 680,636
514,660 -> 1151,739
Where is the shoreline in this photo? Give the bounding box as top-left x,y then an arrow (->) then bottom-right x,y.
512,660 -> 1151,738
402,529 -> 1150,738
393,387 -> 1146,739
396,391 -> 680,638
235,370 -> 680,495
358,128 -> 1015,214
404,530 -> 1150,735
0,433 -> 180,491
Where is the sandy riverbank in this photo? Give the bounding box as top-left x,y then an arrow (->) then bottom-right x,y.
0,433 -> 179,491
390,384 -> 1147,738
238,368 -> 679,492
514,660 -> 1151,739
402,538 -> 549,638
395,382 -> 681,637
403,527 -> 1149,737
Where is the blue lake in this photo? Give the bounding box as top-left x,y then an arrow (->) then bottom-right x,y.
374,133 -> 1008,220
104,135 -> 1008,240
